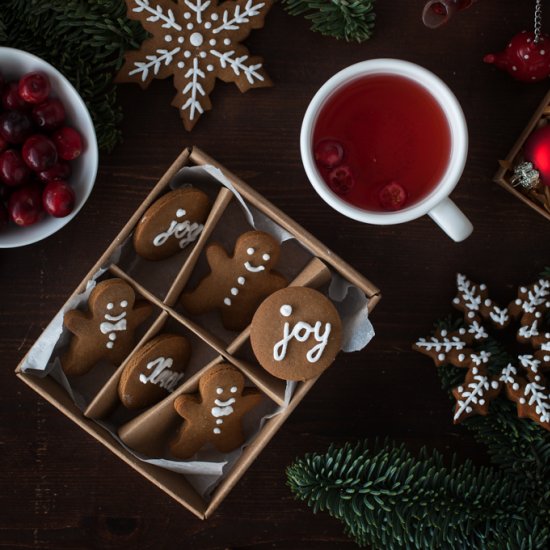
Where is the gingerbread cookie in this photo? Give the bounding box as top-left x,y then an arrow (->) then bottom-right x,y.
118,333 -> 191,409
180,231 -> 287,331
170,363 -> 262,458
451,365 -> 502,423
61,279 -> 153,376
250,287 -> 343,381
116,0 -> 273,131
133,188 -> 211,261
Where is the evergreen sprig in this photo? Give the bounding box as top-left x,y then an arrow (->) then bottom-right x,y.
282,0 -> 375,43
0,1 -> 147,151
287,270 -> 550,549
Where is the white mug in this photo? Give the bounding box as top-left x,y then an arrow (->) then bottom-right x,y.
300,59 -> 473,242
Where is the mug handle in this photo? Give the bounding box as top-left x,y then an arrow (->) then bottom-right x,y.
428,197 -> 473,242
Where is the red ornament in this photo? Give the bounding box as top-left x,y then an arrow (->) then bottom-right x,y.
484,31 -> 550,82
524,125 -> 550,186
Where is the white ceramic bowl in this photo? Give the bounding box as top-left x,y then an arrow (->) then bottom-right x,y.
0,47 -> 98,248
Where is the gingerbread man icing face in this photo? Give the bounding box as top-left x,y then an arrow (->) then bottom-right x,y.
61,279 -> 153,377
180,231 -> 288,331
170,363 -> 262,458
250,287 -> 343,381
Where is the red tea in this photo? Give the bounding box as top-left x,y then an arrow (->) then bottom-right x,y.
313,74 -> 451,211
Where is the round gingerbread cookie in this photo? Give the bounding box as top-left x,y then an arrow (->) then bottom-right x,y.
118,333 -> 191,409
250,287 -> 342,381
133,187 -> 211,261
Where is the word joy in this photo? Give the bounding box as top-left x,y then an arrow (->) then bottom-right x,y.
273,305 -> 332,363
153,208 -> 204,249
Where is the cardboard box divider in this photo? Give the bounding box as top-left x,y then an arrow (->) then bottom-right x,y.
15,147 -> 380,519
494,89 -> 550,222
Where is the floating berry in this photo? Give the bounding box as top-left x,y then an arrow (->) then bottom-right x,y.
2,82 -> 28,111
42,180 -> 75,218
379,181 -> 407,211
52,126 -> 82,160
38,161 -> 71,183
32,99 -> 66,131
0,149 -> 31,186
18,72 -> 51,104
22,135 -> 58,172
0,111 -> 33,144
327,164 -> 355,196
8,183 -> 43,226
314,139 -> 344,169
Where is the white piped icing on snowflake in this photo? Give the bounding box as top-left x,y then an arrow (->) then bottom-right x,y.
118,0 -> 273,130
452,368 -> 501,423
414,334 -> 468,353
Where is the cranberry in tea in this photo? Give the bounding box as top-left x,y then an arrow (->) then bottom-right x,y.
313,74 -> 451,212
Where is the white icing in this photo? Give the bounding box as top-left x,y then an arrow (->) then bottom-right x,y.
190,32 -> 203,46
139,356 -> 183,392
214,397 -> 235,407
216,387 -> 223,394
231,287 -> 239,295
237,276 -> 245,285
247,247 -> 255,255
437,353 -> 445,361
230,386 -> 237,393
211,396 -> 236,420
216,419 -> 223,424
224,298 -> 231,306
280,305 -> 292,317
415,335 -> 467,353
213,427 -> 221,434
120,300 -> 128,307
454,373 -> 492,421
152,207 -> 204,250
244,261 -> 265,272
273,309 -> 332,364
262,253 -> 270,261
100,307 -> 128,349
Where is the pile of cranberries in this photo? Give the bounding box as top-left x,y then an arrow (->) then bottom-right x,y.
0,71 -> 83,230
314,139 -> 407,211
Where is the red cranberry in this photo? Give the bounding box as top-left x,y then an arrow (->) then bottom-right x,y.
314,140 -> 344,169
52,127 -> 82,160
2,82 -> 29,111
0,111 -> 33,144
18,72 -> 51,105
379,181 -> 407,211
22,135 -> 58,172
38,161 -> 71,183
0,149 -> 30,186
42,180 -> 75,217
8,183 -> 43,226
32,99 -> 66,131
0,201 -> 7,230
327,164 -> 355,196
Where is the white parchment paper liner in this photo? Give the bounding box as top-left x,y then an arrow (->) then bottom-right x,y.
20,164 -> 375,499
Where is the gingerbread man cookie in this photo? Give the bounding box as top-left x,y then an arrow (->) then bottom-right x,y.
118,333 -> 191,409
250,287 -> 343,381
61,279 -> 153,376
170,363 -> 262,458
133,188 -> 211,261
180,231 -> 287,331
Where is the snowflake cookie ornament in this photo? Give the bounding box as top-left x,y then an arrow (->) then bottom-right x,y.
414,273 -> 550,430
117,0 -> 273,130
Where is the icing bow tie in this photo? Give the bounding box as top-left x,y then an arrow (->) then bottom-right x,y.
100,319 -> 127,334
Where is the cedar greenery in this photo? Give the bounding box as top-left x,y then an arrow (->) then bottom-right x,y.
282,0 -> 375,43
287,270 -> 550,549
0,1 -> 147,152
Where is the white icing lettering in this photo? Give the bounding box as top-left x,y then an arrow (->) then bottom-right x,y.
138,356 -> 184,392
273,308 -> 332,364
152,210 -> 204,249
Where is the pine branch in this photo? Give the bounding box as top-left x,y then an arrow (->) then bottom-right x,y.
0,1 -> 147,151
287,439 -> 541,549
282,0 -> 375,43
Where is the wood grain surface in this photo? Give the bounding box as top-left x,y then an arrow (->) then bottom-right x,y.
2,1 -> 550,548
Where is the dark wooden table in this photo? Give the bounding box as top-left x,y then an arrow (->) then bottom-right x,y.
2,1 -> 550,548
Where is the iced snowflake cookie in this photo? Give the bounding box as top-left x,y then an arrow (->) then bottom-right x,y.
117,0 -> 274,130
180,230 -> 288,331
170,363 -> 262,458
250,287 -> 343,381
133,188 -> 211,260
61,279 -> 153,376
415,273 -> 550,431
118,333 -> 191,409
